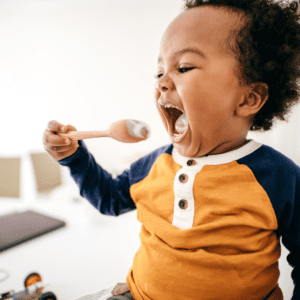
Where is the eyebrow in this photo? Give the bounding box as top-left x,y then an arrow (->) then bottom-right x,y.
157,47 -> 207,64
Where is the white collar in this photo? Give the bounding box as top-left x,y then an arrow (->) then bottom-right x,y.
172,139 -> 262,166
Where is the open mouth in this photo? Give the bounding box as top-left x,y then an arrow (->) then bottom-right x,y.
158,100 -> 188,140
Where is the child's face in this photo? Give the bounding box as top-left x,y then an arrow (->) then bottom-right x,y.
154,6 -> 250,158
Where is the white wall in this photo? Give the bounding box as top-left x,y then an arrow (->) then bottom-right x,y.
1,0 -> 300,166
0,0 -> 297,298
0,0 -> 183,171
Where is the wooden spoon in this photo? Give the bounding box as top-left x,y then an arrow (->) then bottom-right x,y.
58,119 -> 150,143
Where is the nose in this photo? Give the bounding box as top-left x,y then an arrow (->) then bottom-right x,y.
155,75 -> 174,93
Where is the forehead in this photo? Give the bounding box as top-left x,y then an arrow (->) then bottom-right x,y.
159,6 -> 242,61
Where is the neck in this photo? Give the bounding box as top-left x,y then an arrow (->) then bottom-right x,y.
205,137 -> 249,156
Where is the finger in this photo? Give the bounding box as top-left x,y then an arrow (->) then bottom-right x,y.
43,130 -> 71,146
59,124 -> 77,145
46,120 -> 66,133
64,124 -> 77,132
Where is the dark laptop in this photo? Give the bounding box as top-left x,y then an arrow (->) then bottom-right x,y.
0,210 -> 66,252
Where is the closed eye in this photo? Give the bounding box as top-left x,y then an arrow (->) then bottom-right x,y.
154,73 -> 163,79
154,67 -> 195,80
178,67 -> 194,73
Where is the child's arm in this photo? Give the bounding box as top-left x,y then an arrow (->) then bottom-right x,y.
43,120 -> 136,215
58,140 -> 136,216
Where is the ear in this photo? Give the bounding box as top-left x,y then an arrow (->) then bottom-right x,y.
237,82 -> 269,117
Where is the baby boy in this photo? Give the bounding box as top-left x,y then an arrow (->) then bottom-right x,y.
43,0 -> 300,299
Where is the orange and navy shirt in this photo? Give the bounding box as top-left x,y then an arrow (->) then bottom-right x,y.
59,140 -> 300,300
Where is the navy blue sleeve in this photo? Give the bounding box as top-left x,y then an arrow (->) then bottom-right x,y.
59,141 -> 136,216
283,173 -> 300,300
238,145 -> 300,300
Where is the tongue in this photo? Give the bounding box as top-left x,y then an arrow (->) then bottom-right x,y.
175,114 -> 188,134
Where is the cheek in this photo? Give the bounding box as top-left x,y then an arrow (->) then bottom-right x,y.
176,75 -> 204,110
207,65 -> 242,102
197,75 -> 240,114
182,86 -> 237,130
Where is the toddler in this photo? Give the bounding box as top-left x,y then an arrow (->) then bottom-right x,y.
43,0 -> 300,299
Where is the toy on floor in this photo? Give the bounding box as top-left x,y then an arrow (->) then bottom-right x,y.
0,272 -> 56,300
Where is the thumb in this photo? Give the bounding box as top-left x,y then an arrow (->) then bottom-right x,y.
47,120 -> 66,133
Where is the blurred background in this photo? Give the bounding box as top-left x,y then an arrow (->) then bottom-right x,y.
1,0 -> 300,175
0,0 -> 298,298
0,0 -> 186,198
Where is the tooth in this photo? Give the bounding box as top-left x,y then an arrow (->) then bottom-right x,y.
166,104 -> 179,110
158,100 -> 181,111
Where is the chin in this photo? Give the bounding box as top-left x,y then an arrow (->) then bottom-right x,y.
173,143 -> 201,158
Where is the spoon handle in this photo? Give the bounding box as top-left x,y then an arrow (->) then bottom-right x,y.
58,130 -> 109,141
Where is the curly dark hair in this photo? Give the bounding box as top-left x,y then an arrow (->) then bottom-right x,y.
182,0 -> 300,131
